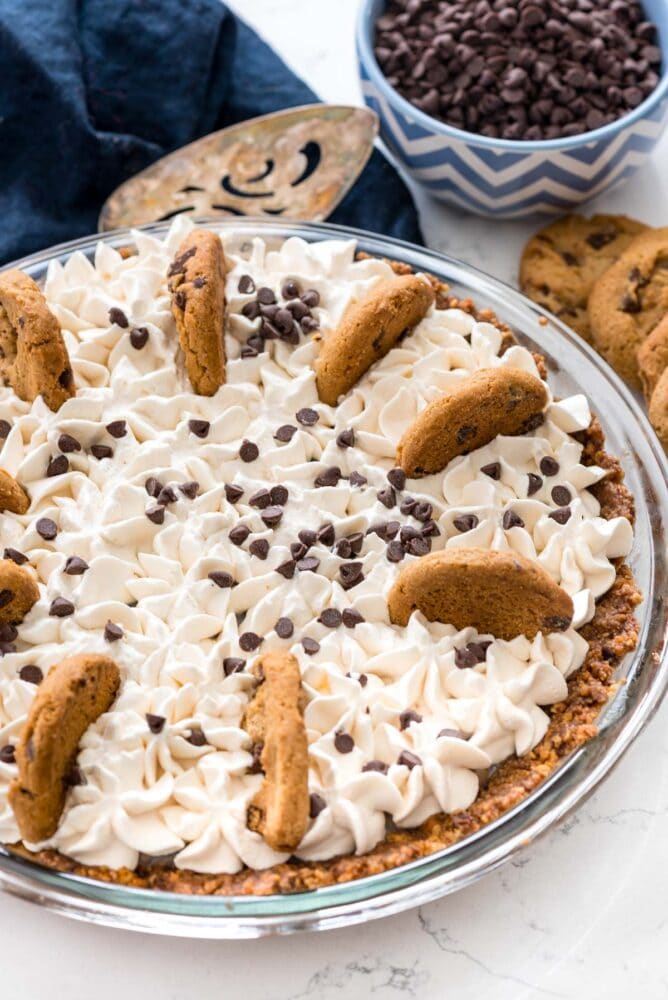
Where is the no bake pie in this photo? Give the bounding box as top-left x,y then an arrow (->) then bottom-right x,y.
0,222 -> 639,894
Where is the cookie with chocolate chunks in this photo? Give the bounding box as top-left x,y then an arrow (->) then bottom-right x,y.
0,469 -> 29,514
648,366 -> 668,452
388,548 -> 573,641
167,230 -> 227,396
243,651 -> 308,853
520,215 -> 648,343
589,227 -> 668,389
397,367 -> 548,478
637,314 -> 668,403
9,654 -> 121,842
315,274 -> 434,405
0,557 -> 39,624
0,269 -> 74,411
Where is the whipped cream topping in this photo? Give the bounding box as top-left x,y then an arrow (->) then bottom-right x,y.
0,220 -> 632,871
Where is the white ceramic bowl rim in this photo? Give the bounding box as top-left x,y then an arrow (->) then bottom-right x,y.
357,0 -> 668,153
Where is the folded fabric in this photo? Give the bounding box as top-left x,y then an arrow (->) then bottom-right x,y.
0,0 -> 422,266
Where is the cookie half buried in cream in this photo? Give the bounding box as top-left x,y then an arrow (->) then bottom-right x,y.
0,219 -> 633,874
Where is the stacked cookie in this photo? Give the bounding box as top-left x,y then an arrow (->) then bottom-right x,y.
521,216 -> 668,449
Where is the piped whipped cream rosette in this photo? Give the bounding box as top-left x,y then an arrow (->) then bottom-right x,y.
0,218 -> 633,874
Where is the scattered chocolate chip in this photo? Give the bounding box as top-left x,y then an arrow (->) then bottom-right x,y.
229,525 -> 250,546
539,456 -> 559,477
47,454 -> 69,477
387,539 -> 405,562
301,636 -> 320,655
397,750 -> 421,770
188,418 -> 210,439
319,608 -> 342,628
412,502 -> 433,523
187,729 -> 208,747
223,657 -> 246,676
453,514 -> 479,533
58,433 -> 81,453
276,559 -> 296,579
4,547 -> 27,565
551,485 -> 572,506
106,420 -> 127,439
387,468 -> 406,491
296,407 -> 319,426
317,523 -> 335,547
455,646 -> 481,670
249,539 -> 270,561
549,505 -> 572,524
481,461 -> 501,480
336,429 -> 355,449
301,289 -> 320,308
377,487 -> 396,509
339,561 -> 364,590
179,480 -> 199,499
109,306 -> 129,328
0,419 -> 10,439
249,488 -> 271,509
503,508 -> 525,530
146,505 -> 165,525
242,300 -> 261,321
145,476 -> 163,498
208,571 -> 235,588
239,632 -> 262,652
224,483 -> 244,504
64,555 -> 89,575
36,517 -> 58,540
399,709 -> 422,730
315,466 -> 342,488
282,278 -> 302,300
157,485 -> 178,506
400,496 -> 417,515
238,275 -> 256,294
309,792 -> 326,818
257,286 -> 276,305
334,730 -> 354,753
19,664 -> 43,685
527,473 -> 543,496
408,535 -> 431,556
49,597 -> 74,617
0,745 -> 16,764
349,470 -> 368,487
0,623 -> 17,644
240,439 -> 259,463
342,608 -> 364,628
146,713 -> 166,734
261,505 -> 283,528
270,485 -> 289,506
130,326 -> 149,349
274,424 -> 297,443
104,621 -> 123,642
275,617 -> 294,639
297,556 -> 320,573
292,541 -> 309,560
363,759 -> 388,774
90,444 -> 113,460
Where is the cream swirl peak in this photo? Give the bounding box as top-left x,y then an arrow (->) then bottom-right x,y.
0,220 -> 632,871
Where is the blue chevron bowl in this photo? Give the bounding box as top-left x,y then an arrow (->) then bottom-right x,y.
357,0 -> 668,219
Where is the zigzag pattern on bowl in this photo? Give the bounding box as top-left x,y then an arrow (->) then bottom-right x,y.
361,74 -> 668,218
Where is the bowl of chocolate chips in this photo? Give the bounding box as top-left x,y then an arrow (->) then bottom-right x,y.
357,0 -> 668,217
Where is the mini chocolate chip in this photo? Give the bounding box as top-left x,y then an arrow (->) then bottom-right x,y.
104,621 -> 123,642
229,525 -> 250,546
208,571 -> 235,588
296,407 -> 319,426
503,509 -> 525,530
619,292 -> 640,313
551,485 -> 572,506
90,444 -> 113,460
334,731 -> 354,753
377,486 -> 396,509
298,528 -> 316,547
239,632 -> 262,652
387,468 -> 406,491
58,433 -> 81,453
297,556 -> 320,573
270,485 -> 289,506
276,559 -> 296,579
19,664 -> 43,685
317,523 -> 335,547
240,439 -> 259,462
453,514 -> 479,533
309,791 -> 326,818
456,425 -> 476,445
336,429 -> 355,448
249,488 -> 271,509
275,617 -> 294,639
47,454 -> 69,477
315,466 -> 342,488
64,555 -> 89,575
146,713 -> 166,734
187,729 -> 208,747
301,290 -> 320,308
539,456 -> 559,476
549,505 -> 572,524
339,561 -> 364,590
527,473 -> 543,496
274,424 -> 297,442
109,307 -> 129,328
257,287 -> 276,305
261,505 -> 283,527
49,597 -> 74,617
400,496 -> 417,515
481,461 -> 501,480
282,278 -> 302,300
342,608 -> 364,628
248,742 -> 264,773
0,623 -> 17,642
130,326 -> 149,349
238,275 -> 256,294
347,532 -> 365,554
412,502 -> 433,523
0,590 -> 13,610
4,548 -> 27,565
399,709 -> 422,730
242,300 -> 261,320
301,636 -> 320,655
179,480 -> 199,499
397,750 -> 421,770
407,535 -> 431,556
36,517 -> 58,540
291,541 -> 308,560
249,538 -> 269,560
223,657 -> 246,676
349,471 -> 367,487
0,419 -> 10,438
145,476 -> 163,498
319,608 -> 342,628
146,505 -> 165,525
224,483 -> 244,504
363,759 -> 388,774
106,420 -> 127,439
0,745 -> 16,764
387,539 -> 405,562
188,418 -> 210,439
157,485 -> 178,506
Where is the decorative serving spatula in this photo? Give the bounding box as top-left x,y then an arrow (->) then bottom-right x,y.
98,104 -> 378,231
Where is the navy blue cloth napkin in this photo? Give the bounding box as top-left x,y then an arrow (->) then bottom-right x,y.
0,0 -> 422,266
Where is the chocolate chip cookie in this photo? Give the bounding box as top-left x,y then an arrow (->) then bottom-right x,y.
0,269 -> 74,410
648,367 -> 668,451
520,214 -> 648,342
0,557 -> 39,625
9,653 -> 120,842
387,548 -> 574,641
168,230 -> 227,396
588,227 -> 668,388
0,469 -> 29,514
637,314 -> 668,402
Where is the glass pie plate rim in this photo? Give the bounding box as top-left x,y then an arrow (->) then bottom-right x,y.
0,218 -> 666,939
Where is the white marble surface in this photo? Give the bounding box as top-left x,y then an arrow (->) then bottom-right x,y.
1,1 -> 666,996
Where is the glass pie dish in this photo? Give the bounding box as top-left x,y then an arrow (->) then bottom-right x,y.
0,219 -> 666,938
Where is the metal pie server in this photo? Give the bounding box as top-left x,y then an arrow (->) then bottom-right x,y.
98,104 -> 378,231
